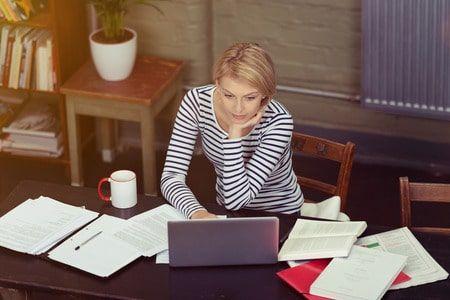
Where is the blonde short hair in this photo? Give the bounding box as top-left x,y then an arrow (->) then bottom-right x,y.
213,42 -> 276,99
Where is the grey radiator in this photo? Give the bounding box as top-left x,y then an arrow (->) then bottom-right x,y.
362,0 -> 450,120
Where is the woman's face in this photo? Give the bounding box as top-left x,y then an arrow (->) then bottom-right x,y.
215,76 -> 265,125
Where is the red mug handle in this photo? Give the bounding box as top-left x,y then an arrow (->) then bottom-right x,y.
97,177 -> 111,201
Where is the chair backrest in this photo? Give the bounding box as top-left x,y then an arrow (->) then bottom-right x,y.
399,177 -> 450,235
291,132 -> 355,212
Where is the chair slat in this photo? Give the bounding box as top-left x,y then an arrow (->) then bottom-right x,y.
291,132 -> 345,162
409,183 -> 450,203
411,227 -> 450,235
297,176 -> 336,195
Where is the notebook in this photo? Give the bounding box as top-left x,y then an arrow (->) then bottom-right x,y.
168,217 -> 279,267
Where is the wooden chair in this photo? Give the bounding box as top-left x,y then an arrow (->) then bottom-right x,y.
399,177 -> 450,235
291,132 -> 355,212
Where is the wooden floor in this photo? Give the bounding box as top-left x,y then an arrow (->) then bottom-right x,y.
1,142 -> 449,227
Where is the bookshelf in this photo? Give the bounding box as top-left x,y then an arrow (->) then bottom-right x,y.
0,0 -> 89,166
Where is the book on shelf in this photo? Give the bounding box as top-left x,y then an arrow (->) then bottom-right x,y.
0,0 -> 18,22
0,24 -> 12,81
2,98 -> 59,137
0,0 -> 47,22
34,29 -> 52,90
0,89 -> 27,128
2,131 -> 61,152
5,130 -> 61,149
278,219 -> 367,261
9,26 -> 32,88
1,143 -> 62,157
309,245 -> 408,300
2,25 -> 15,86
0,25 -> 54,90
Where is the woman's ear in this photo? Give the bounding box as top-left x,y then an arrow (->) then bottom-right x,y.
261,96 -> 269,107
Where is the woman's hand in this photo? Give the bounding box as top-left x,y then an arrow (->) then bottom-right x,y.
190,210 -> 217,219
228,108 -> 265,139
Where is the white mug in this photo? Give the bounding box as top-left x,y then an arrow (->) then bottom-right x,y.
97,170 -> 137,209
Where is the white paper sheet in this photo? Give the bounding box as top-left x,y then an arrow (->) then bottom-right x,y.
356,227 -> 449,289
156,249 -> 169,264
114,204 -> 186,257
48,214 -> 141,277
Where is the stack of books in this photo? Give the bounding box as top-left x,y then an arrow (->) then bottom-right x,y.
0,25 -> 56,91
0,0 -> 47,22
0,89 -> 27,130
1,98 -> 62,157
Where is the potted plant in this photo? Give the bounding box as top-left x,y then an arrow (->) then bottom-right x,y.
88,0 -> 163,81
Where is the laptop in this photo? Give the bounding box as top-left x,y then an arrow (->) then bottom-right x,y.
168,217 -> 279,267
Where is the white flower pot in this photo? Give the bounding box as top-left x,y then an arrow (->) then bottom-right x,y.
89,28 -> 137,81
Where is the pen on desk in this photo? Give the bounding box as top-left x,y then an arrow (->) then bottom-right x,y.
74,231 -> 103,251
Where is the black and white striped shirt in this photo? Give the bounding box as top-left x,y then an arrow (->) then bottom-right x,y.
161,85 -> 304,218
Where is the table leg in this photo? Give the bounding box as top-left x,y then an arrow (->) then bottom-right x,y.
65,98 -> 84,187
96,118 -> 116,163
141,108 -> 157,196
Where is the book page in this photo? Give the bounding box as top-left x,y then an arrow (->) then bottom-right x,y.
356,227 -> 449,289
289,219 -> 367,238
113,204 -> 185,257
156,249 -> 169,264
278,235 -> 356,261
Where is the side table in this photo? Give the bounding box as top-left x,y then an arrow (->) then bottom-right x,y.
61,56 -> 184,196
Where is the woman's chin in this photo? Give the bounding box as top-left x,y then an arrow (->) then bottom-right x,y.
231,118 -> 247,124
231,115 -> 248,123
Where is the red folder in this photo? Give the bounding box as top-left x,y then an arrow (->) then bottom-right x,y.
277,259 -> 411,299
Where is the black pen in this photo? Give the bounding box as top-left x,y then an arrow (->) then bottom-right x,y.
74,231 -> 103,251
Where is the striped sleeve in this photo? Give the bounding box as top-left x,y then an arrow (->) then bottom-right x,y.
160,89 -> 204,218
221,114 -> 294,210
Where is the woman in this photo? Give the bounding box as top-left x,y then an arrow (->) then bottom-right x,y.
161,42 -> 303,219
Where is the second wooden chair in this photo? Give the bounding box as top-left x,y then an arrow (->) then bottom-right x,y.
399,177 -> 450,235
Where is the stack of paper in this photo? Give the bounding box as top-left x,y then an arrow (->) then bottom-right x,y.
278,219 -> 367,261
0,196 -> 98,255
356,227 -> 449,289
48,204 -> 186,277
310,246 -> 408,300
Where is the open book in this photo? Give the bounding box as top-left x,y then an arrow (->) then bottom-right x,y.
0,196 -> 98,255
278,219 -> 367,261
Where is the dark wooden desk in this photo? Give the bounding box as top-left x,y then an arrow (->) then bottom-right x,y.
0,181 -> 448,299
